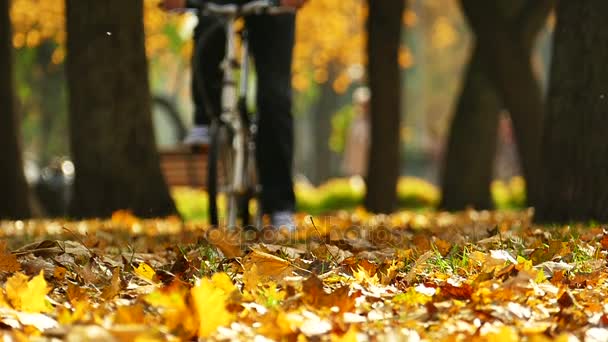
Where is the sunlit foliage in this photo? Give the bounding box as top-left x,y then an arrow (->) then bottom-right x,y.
9,0 -> 190,64
292,0 -> 367,93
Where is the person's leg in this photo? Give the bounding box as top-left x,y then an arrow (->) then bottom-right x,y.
185,15 -> 225,145
246,13 -> 296,220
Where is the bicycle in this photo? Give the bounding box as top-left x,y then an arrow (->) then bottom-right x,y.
188,0 -> 291,229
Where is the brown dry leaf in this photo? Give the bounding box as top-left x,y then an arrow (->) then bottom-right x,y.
0,241 -> 21,273
100,267 -> 123,301
242,249 -> 294,282
530,240 -> 565,264
557,290 -> 576,309
67,282 -> 88,304
433,238 -> 452,256
5,271 -> 52,313
439,283 -> 473,301
53,266 -> 67,280
205,228 -> 244,258
600,234 -> 608,250
12,240 -> 63,258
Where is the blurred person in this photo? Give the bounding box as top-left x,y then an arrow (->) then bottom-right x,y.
160,0 -> 307,229
342,86 -> 371,177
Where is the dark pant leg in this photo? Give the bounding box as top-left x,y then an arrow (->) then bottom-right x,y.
191,15 -> 225,126
246,13 -> 296,214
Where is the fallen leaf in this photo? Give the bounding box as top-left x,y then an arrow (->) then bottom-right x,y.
302,275 -> 357,312
100,267 -> 123,301
0,241 -> 21,273
205,228 -> 244,258
191,274 -> 234,338
5,271 -> 51,313
134,262 -> 156,283
330,324 -> 358,342
242,249 -> 294,282
66,282 -> 88,304
53,266 -> 67,280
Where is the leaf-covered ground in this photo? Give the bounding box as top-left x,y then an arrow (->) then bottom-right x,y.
1,209 -> 607,341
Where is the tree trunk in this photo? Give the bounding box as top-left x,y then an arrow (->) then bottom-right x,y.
443,0 -> 553,210
311,67 -> 338,185
536,0 -> 608,222
364,0 -> 405,213
66,0 -> 176,218
440,48 -> 500,210
0,0 -> 32,219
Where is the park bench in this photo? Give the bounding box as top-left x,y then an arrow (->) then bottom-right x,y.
158,146 -> 208,188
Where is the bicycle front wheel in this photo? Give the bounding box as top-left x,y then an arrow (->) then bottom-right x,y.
208,121 -> 252,228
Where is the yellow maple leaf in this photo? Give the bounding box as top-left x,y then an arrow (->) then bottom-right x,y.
5,271 -> 51,313
0,291 -> 9,309
483,326 -> 518,342
145,284 -> 196,334
191,275 -> 234,338
210,272 -> 237,295
135,262 -> 156,283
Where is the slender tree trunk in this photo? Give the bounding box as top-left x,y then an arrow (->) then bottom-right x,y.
66,0 -> 176,218
440,48 -> 500,210
312,66 -> 338,185
536,0 -> 608,222
364,0 -> 405,213
443,0 -> 553,210
0,0 -> 32,219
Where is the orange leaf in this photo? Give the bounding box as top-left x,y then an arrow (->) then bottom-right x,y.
242,249 -> 293,282
0,241 -> 21,273
439,283 -> 473,301
101,267 -> 123,300
205,228 -> 244,258
67,282 -> 88,304
303,275 -> 358,313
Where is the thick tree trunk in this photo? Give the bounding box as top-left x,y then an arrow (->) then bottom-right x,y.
440,48 -> 500,210
0,0 -> 31,219
364,0 -> 405,213
443,0 -> 553,210
66,0 -> 176,218
536,0 -> 608,222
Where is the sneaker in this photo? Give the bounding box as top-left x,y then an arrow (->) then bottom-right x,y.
271,210 -> 296,231
183,125 -> 210,146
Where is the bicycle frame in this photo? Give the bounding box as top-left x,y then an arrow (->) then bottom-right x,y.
192,0 -> 290,228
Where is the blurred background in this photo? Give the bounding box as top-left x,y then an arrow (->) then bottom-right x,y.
8,0 -> 554,219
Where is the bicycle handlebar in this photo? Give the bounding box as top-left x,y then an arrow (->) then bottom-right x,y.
186,0 -> 294,16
